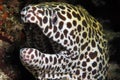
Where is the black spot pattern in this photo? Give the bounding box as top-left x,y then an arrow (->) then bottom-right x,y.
20,2 -> 108,80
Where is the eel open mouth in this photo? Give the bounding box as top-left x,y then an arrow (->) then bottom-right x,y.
21,23 -> 66,54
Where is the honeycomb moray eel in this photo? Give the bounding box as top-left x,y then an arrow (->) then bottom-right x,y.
20,2 -> 109,80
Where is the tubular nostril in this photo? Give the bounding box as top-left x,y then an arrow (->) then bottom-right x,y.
20,48 -> 24,51
20,48 -> 26,54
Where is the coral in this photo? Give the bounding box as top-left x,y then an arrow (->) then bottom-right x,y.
0,0 -> 23,80
0,1 -> 23,41
7,0 -> 20,11
0,48 -> 20,80
107,63 -> 120,80
0,43 -> 21,80
0,69 -> 11,80
0,32 -> 14,44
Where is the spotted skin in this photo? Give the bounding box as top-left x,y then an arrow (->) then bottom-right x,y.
20,2 -> 108,80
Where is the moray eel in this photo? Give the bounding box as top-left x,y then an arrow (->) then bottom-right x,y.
20,2 -> 108,80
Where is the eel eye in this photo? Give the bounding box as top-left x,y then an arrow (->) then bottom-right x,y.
52,16 -> 57,24
52,13 -> 58,24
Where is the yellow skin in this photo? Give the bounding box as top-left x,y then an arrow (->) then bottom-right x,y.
20,2 -> 108,80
